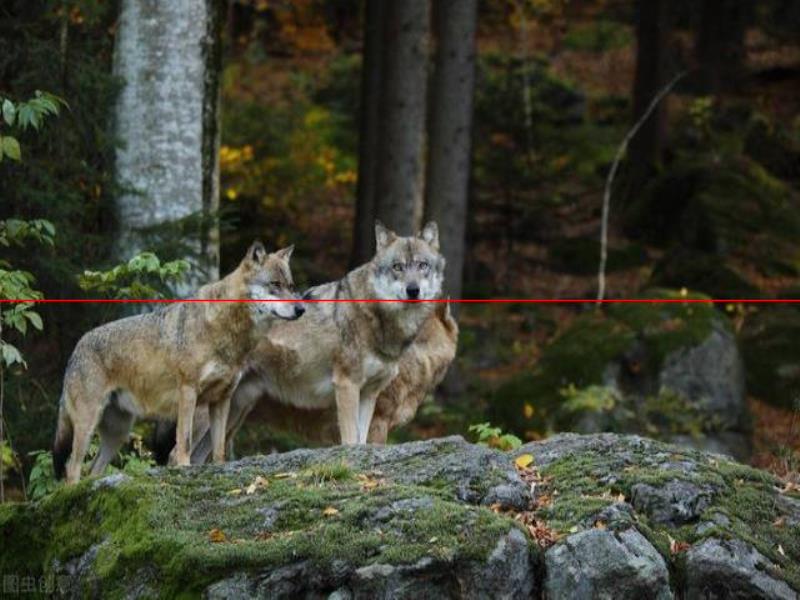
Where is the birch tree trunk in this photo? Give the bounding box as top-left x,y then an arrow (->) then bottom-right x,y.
424,0 -> 477,304
374,0 -> 430,236
112,0 -> 223,291
351,0 -> 387,265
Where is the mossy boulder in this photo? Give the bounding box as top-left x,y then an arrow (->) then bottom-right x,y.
0,437 -> 536,599
2,434 -> 797,598
489,290 -> 750,459
740,306 -> 800,410
516,433 -> 800,599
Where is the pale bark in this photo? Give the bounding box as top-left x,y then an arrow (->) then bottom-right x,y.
112,0 -> 223,291
351,0 -> 387,265
424,0 -> 477,305
374,0 -> 430,236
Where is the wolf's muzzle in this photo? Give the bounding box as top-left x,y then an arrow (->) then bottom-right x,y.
406,284 -> 420,300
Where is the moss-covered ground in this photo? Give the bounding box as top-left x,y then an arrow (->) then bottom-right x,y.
0,458 -> 522,598
524,437 -> 800,591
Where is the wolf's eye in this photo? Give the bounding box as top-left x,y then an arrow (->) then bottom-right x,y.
392,262 -> 404,272
418,261 -> 430,271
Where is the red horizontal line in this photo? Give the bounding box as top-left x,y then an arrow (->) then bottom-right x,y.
0,298 -> 799,304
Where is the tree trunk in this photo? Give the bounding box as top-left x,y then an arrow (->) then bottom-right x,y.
351,0 -> 387,266
630,0 -> 669,172
374,0 -> 430,236
695,0 -> 749,94
112,0 -> 223,291
424,0 -> 477,305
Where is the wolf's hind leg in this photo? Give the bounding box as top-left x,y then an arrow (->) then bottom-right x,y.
65,388 -> 107,485
209,395 -> 232,464
174,385 -> 197,466
90,396 -> 135,476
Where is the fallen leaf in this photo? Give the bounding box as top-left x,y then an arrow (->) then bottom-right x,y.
773,516 -> 786,528
594,521 -> 607,530
227,488 -> 242,496
515,454 -> 534,469
778,545 -> 786,557
208,528 -> 227,543
669,536 -> 691,554
322,506 -> 339,517
246,476 -> 269,495
273,472 -> 295,479
429,537 -> 438,543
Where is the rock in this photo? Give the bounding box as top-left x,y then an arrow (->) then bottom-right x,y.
685,538 -> 797,600
659,321 -> 746,433
2,434 -> 798,598
490,291 -> 751,459
544,528 -> 673,599
630,480 -> 715,527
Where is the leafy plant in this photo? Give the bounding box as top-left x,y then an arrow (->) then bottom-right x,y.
27,450 -> 58,501
78,252 -> 190,299
469,422 -> 522,451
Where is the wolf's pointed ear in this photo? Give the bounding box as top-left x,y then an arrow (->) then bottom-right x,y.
274,245 -> 294,262
247,241 -> 267,264
375,220 -> 397,251
419,221 -> 439,250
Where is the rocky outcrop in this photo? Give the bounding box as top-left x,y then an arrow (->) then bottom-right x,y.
1,434 -> 798,598
490,291 -> 751,460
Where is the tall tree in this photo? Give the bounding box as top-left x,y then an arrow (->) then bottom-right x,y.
424,0 -> 478,303
629,0 -> 669,178
695,0 -> 750,94
374,0 -> 431,236
112,0 -> 224,291
351,0 -> 387,265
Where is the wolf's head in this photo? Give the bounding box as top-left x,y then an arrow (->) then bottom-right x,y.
241,242 -> 305,322
371,221 -> 445,302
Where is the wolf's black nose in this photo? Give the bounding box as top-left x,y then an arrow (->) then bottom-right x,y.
294,305 -> 306,318
406,284 -> 420,299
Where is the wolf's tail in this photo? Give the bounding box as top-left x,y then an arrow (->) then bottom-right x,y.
53,396 -> 73,480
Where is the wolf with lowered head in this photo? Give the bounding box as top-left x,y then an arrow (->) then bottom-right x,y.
229,221 -> 445,446
53,242 -> 303,484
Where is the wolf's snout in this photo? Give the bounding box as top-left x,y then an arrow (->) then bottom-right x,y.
294,304 -> 306,318
406,284 -> 420,299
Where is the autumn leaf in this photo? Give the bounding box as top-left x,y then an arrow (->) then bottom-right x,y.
594,521 -> 607,530
669,536 -> 690,554
208,528 -> 227,543
515,454 -> 534,469
246,475 -> 269,495
322,506 -> 339,517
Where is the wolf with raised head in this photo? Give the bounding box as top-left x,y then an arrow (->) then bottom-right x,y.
53,242 -> 304,484
213,221 -> 446,450
178,299 -> 457,462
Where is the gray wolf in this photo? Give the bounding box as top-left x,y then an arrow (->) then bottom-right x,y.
53,242 -> 303,484
184,221 -> 446,458
176,299 -> 457,461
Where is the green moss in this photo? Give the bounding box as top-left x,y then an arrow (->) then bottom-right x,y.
533,437 -> 800,590
2,461 -> 522,597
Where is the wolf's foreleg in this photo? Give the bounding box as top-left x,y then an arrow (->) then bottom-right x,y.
208,395 -> 232,464
357,394 -> 378,444
334,377 -> 360,445
175,385 -> 197,466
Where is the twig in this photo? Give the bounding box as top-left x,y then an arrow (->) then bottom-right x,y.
597,71 -> 687,303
